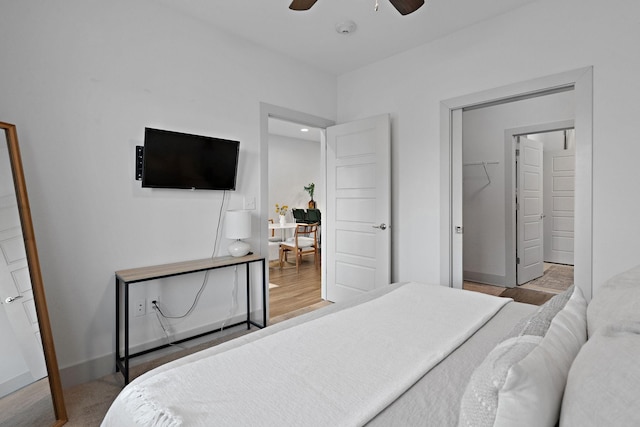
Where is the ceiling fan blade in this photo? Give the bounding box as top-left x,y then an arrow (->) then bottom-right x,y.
388,0 -> 425,15
289,0 -> 318,11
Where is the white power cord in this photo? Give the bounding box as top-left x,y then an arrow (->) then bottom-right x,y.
220,266 -> 240,331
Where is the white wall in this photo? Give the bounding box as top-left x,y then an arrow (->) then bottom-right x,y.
0,0 -> 336,385
268,134 -> 321,223
462,91 -> 575,286
337,0 -> 640,294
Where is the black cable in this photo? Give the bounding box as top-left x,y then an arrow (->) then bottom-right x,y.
211,190 -> 227,257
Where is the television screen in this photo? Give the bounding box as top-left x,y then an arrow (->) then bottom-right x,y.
142,128 -> 239,190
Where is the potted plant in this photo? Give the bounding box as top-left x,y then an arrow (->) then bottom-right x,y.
275,203 -> 288,225
304,183 -> 315,209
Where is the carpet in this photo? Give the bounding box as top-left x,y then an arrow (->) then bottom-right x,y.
63,327 -> 257,426
520,263 -> 574,294
0,378 -> 57,426
500,287 -> 555,306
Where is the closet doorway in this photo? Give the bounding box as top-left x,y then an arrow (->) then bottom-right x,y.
462,127 -> 576,297
461,90 -> 576,289
440,67 -> 593,300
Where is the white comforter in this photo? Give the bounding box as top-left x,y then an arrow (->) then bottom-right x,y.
102,282 -> 509,427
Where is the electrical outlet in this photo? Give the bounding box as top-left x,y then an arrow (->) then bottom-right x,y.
148,296 -> 159,313
135,299 -> 146,317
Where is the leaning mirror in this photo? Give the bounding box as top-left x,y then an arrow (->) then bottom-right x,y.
0,122 -> 67,426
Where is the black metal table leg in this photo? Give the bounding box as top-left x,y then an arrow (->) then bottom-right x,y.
124,281 -> 129,384
246,263 -> 251,329
262,259 -> 267,327
115,277 -> 119,373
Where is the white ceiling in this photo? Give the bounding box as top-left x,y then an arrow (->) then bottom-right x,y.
269,117 -> 323,142
157,0 -> 539,75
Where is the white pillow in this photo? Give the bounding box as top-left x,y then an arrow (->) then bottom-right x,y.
459,286 -> 587,427
560,323 -> 640,426
587,264 -> 640,337
458,335 -> 543,427
505,285 -> 574,339
494,285 -> 587,427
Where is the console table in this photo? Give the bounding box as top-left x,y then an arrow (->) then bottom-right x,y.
115,254 -> 266,384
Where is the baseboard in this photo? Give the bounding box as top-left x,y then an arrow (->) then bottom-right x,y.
463,271 -> 511,287
59,313 -> 249,389
0,371 -> 35,398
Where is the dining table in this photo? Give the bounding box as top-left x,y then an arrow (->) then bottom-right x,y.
268,222 -> 299,242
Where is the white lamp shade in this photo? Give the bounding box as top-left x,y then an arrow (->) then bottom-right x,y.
225,210 -> 251,240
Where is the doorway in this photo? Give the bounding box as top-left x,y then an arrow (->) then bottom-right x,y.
259,103 -> 334,321
440,67 -> 593,300
267,116 -> 325,319
260,104 -> 392,316
462,126 -> 576,294
514,129 -> 575,288
512,129 -> 575,294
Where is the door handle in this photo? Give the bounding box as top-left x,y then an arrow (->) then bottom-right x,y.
4,295 -> 23,304
372,223 -> 387,230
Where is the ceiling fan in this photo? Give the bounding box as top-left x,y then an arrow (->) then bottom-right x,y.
289,0 -> 425,16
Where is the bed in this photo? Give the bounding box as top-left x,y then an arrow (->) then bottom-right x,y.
102,267 -> 640,427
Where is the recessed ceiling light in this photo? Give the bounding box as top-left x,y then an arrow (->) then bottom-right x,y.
300,128 -> 309,132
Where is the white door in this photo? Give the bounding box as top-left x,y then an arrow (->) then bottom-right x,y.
0,143 -> 47,389
517,137 -> 544,285
325,114 -> 391,302
543,148 -> 575,265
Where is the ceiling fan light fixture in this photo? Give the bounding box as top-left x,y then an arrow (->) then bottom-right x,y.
290,0 -> 424,15
335,20 -> 357,35
289,0 -> 318,11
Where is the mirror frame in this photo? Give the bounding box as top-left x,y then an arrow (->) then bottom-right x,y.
1,122 -> 67,425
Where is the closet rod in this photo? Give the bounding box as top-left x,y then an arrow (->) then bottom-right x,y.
463,161 -> 499,184
462,161 -> 500,166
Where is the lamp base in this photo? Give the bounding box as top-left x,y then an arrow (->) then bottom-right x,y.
228,240 -> 250,257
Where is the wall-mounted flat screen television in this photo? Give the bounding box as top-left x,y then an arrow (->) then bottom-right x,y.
142,127 -> 240,190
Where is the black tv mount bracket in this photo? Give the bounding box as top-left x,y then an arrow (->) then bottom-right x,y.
135,146 -> 144,181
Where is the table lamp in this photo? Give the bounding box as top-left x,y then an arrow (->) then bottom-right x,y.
226,210 -> 251,257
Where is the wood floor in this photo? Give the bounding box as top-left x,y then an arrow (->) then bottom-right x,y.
268,256 -> 569,316
268,253 -> 326,320
267,254 -> 568,316
463,263 -> 573,305
463,281 -> 505,297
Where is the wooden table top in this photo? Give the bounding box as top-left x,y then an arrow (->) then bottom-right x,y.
116,253 -> 264,283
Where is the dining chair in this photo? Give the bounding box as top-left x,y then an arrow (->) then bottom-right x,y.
306,208 -> 321,225
292,208 -> 307,223
279,223 -> 319,272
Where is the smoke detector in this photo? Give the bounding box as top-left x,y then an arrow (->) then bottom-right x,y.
335,21 -> 357,35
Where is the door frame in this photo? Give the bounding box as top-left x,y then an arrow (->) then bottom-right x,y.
440,67 -> 593,300
504,120 -> 575,286
259,103 -> 335,314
